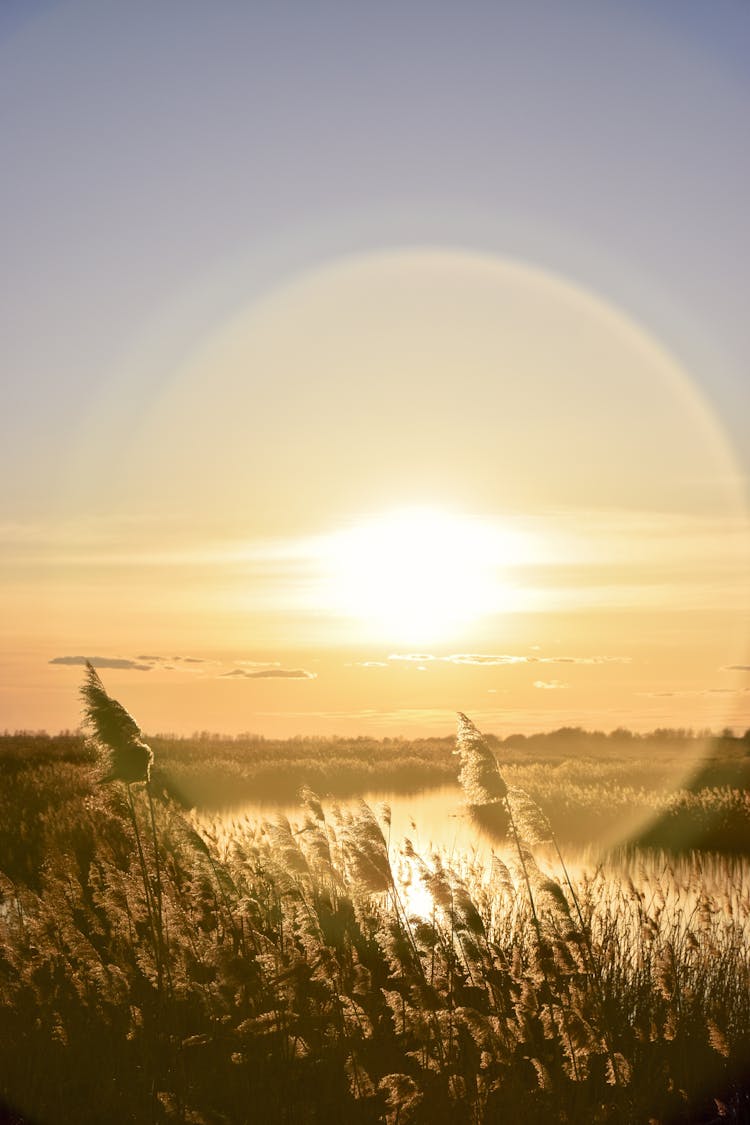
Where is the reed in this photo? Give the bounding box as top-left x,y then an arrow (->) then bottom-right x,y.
0,689 -> 748,1122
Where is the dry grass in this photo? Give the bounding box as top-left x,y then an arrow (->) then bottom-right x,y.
0,701 -> 749,1122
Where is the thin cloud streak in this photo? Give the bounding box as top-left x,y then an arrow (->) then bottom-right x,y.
638,687 -> 750,698
50,656 -> 152,671
220,668 -> 317,680
387,652 -> 631,666
52,653 -> 220,675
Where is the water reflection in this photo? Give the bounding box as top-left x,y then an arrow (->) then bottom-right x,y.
204,784 -> 750,917
212,784 -> 498,858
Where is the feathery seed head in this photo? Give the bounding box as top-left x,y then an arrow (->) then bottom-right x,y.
454,713 -> 507,805
340,801 -> 393,893
80,662 -> 153,784
299,786 -> 325,822
506,787 -> 554,847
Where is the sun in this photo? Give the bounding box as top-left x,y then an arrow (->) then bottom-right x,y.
317,507 -> 529,645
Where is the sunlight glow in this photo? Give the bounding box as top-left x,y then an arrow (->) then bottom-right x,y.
317,507 -> 533,645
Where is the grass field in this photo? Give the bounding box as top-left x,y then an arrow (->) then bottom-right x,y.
1,720 -> 749,1123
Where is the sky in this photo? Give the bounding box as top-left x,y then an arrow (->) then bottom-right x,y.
2,0 -> 749,738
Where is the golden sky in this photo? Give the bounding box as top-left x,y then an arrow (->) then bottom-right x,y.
5,6 -> 750,739
3,251 -> 748,737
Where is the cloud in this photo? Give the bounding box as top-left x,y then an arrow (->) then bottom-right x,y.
52,652 -> 320,681
220,668 -> 317,680
357,661 -> 389,668
533,680 -> 569,690
136,653 -> 216,670
50,656 -> 151,671
638,687 -> 750,698
136,653 -> 214,667
723,665 -> 750,672
534,656 -> 631,665
389,652 -> 529,666
388,652 -> 631,667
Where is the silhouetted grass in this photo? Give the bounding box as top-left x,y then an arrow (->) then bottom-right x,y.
1,704 -> 749,1123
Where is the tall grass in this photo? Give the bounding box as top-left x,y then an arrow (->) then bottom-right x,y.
0,683 -> 748,1122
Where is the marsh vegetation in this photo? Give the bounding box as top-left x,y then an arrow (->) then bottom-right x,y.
1,683 -> 749,1122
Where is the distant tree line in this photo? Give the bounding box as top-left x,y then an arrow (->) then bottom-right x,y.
2,725 -> 749,765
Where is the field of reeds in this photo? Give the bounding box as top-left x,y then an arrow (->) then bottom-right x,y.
3,725 -> 749,855
1,675 -> 749,1123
